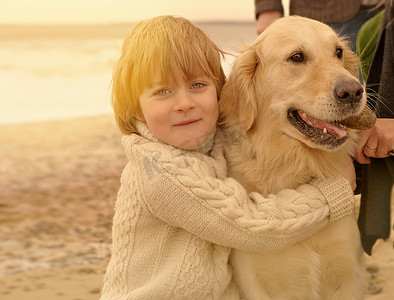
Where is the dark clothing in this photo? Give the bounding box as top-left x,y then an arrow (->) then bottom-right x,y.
255,0 -> 380,51
255,0 -> 361,23
357,159 -> 393,254
356,0 -> 394,255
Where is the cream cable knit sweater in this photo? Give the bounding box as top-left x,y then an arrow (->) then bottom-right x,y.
100,122 -> 355,300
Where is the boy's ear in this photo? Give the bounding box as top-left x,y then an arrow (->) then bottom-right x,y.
219,48 -> 259,130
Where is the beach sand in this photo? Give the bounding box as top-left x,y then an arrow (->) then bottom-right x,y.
0,115 -> 393,299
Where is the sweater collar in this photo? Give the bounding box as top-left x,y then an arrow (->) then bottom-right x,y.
133,120 -> 216,154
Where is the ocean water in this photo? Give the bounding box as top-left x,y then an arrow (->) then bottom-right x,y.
0,22 -> 256,124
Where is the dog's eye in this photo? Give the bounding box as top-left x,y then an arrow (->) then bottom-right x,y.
336,48 -> 343,59
290,52 -> 304,62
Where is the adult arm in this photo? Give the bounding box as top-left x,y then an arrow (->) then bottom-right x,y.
255,0 -> 283,34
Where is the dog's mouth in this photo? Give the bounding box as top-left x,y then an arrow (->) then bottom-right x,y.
287,106 -> 376,149
287,109 -> 349,148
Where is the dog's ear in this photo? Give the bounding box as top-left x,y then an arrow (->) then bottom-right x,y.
219,47 -> 259,130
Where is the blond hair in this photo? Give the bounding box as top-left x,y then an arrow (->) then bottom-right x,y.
111,15 -> 226,135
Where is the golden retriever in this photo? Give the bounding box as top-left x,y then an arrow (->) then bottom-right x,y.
219,16 -> 376,299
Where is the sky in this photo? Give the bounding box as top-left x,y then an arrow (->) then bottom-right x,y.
0,0 -> 259,25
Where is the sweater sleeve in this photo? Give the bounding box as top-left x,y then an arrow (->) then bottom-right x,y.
255,0 -> 284,19
132,142 -> 354,253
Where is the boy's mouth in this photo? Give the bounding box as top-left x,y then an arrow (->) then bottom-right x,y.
174,119 -> 201,126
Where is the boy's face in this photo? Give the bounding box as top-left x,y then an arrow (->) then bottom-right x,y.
137,75 -> 218,150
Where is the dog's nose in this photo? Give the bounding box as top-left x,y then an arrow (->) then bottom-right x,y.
334,80 -> 364,104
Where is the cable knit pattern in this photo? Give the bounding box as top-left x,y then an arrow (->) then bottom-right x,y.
100,122 -> 355,299
172,237 -> 213,298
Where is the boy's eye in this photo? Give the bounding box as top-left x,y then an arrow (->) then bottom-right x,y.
155,89 -> 170,95
191,82 -> 205,89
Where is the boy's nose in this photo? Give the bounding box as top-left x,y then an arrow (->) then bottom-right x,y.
175,91 -> 195,111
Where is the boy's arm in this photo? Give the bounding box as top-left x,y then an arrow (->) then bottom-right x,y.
135,145 -> 354,253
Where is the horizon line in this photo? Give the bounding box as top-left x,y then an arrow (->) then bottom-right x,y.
0,19 -> 255,27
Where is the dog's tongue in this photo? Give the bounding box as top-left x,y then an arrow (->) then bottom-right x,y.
298,111 -> 347,138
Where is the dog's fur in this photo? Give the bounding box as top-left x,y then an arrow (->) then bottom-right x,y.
220,16 -> 365,299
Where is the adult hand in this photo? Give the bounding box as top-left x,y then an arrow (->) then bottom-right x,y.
343,157 -> 357,191
256,11 -> 282,35
354,118 -> 394,164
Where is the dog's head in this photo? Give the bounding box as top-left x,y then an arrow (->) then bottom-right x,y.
220,16 -> 375,152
